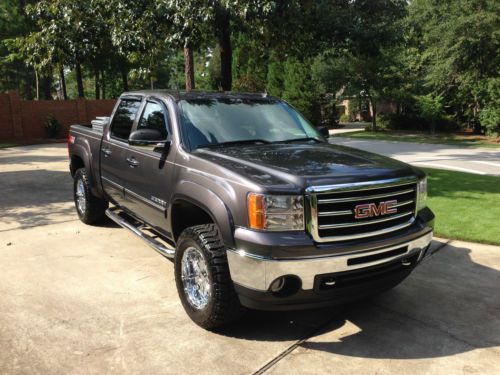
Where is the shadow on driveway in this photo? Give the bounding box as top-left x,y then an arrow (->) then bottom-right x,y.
218,242 -> 499,361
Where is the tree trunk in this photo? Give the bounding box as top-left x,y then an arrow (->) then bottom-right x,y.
59,67 -> 67,100
216,7 -> 232,91
121,68 -> 129,91
34,68 -> 39,100
75,60 -> 84,98
41,72 -> 52,100
184,46 -> 195,91
369,96 -> 377,131
94,68 -> 100,99
101,70 -> 106,99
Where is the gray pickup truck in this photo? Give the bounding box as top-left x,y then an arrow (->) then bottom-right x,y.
68,90 -> 434,330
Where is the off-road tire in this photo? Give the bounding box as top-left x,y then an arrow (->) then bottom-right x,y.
175,224 -> 244,330
73,168 -> 108,224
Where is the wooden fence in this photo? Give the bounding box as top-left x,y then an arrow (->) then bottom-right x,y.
0,91 -> 116,140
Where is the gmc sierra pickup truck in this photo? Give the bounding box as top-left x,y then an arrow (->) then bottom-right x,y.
68,91 -> 434,330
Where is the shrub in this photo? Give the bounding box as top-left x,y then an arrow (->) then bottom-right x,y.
376,113 -> 390,130
386,113 -> 459,133
44,115 -> 62,138
480,105 -> 500,136
339,114 -> 350,123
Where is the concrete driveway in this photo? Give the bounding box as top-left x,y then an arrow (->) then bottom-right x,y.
330,137 -> 500,176
1,144 -> 500,374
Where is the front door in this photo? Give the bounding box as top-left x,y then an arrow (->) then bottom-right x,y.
122,98 -> 175,235
100,97 -> 143,206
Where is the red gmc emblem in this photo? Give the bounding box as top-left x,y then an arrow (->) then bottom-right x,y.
354,200 -> 398,219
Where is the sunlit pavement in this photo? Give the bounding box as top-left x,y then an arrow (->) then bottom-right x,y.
331,136 -> 500,176
1,144 -> 499,374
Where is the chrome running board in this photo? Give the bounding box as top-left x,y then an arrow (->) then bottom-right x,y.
105,207 -> 175,259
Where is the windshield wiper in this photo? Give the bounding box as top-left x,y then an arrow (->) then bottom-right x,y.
196,139 -> 271,149
273,137 -> 322,143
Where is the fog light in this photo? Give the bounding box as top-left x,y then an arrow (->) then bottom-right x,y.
269,276 -> 301,297
270,277 -> 285,292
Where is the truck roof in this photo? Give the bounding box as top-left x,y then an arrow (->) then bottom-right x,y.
121,90 -> 278,102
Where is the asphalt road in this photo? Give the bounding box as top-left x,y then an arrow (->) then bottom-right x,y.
330,135 -> 500,177
1,144 -> 500,374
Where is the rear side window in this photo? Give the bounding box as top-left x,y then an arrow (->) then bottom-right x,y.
137,101 -> 168,140
110,99 -> 142,140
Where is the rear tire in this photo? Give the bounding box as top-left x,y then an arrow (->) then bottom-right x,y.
175,224 -> 244,330
73,168 -> 108,224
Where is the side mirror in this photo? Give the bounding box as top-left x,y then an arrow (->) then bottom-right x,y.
317,126 -> 330,138
129,129 -> 167,151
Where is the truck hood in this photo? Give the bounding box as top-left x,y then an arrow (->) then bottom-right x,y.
194,142 -> 422,192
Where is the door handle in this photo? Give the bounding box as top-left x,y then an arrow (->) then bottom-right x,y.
126,157 -> 140,167
102,148 -> 112,157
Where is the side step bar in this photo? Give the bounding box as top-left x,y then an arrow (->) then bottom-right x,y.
105,208 -> 175,259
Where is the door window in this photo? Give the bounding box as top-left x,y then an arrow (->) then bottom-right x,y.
110,99 -> 142,140
137,101 -> 169,140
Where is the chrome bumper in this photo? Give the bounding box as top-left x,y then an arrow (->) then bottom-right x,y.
226,231 -> 433,291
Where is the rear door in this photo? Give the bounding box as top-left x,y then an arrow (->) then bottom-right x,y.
122,98 -> 175,235
100,97 -> 143,206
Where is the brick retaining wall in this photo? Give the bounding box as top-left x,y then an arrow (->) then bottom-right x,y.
0,92 -> 116,140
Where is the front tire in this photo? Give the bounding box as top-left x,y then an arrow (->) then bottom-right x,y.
73,168 -> 108,224
174,224 -> 244,330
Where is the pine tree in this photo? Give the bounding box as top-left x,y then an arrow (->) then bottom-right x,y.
282,56 -> 320,123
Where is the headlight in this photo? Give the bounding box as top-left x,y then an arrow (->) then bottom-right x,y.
247,193 -> 304,231
416,178 -> 427,212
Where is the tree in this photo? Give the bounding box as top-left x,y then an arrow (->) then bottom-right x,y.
282,57 -> 321,123
408,0 -> 499,133
415,93 -> 444,134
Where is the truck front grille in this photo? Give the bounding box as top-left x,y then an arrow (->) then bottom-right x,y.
309,180 -> 417,242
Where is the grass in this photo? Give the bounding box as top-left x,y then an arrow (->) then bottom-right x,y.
423,168 -> 500,245
333,130 -> 500,148
0,143 -> 20,149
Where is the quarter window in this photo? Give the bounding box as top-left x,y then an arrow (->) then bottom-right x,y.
110,99 -> 142,140
137,101 -> 168,140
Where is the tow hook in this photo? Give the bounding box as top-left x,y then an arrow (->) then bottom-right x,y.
401,259 -> 412,266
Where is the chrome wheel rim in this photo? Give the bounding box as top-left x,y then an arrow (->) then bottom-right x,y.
181,247 -> 211,310
76,178 -> 86,213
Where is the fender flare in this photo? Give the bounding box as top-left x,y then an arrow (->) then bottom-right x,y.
170,181 -> 235,248
70,142 -> 100,196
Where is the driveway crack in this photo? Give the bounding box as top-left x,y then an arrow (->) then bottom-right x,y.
251,319 -> 336,375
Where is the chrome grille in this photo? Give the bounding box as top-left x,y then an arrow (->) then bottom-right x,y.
308,179 -> 418,242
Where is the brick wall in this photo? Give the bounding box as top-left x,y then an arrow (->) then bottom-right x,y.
0,92 -> 116,140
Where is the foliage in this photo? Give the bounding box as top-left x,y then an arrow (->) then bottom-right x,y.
408,0 -> 499,133
479,78 -> 500,135
282,57 -> 321,123
339,114 -> 350,123
44,115 -> 61,138
0,0 -> 497,138
414,94 -> 444,133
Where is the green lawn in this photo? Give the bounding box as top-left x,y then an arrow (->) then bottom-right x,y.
424,168 -> 500,245
0,143 -> 20,149
333,130 -> 500,148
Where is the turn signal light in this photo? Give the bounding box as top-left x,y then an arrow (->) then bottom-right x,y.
248,193 -> 265,230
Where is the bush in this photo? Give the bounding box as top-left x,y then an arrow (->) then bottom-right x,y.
376,113 -> 391,129
44,115 -> 62,138
386,113 -> 459,133
339,114 -> 350,123
480,106 -> 500,136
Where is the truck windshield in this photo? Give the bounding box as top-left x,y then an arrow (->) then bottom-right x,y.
178,98 -> 321,149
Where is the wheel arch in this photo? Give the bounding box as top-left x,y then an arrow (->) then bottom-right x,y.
169,183 -> 235,248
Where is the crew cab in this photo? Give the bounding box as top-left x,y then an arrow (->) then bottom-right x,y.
68,91 -> 434,330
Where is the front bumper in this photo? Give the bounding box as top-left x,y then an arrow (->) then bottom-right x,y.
227,230 -> 432,292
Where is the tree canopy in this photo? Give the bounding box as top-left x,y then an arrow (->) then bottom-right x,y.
0,0 -> 498,134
